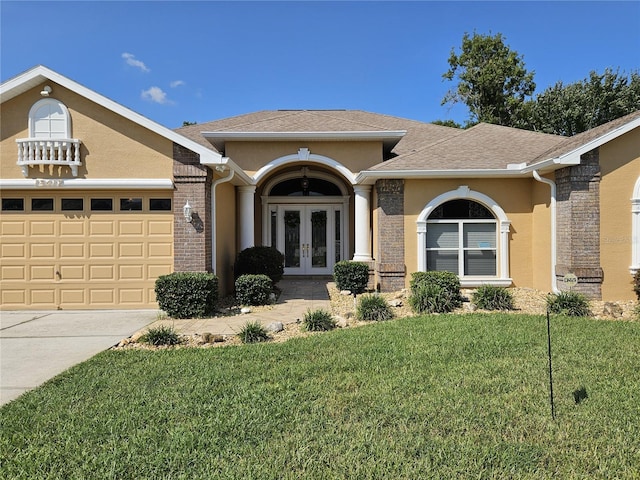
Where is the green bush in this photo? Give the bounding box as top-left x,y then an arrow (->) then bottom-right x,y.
154,272 -> 218,319
140,325 -> 181,346
633,271 -> 640,300
408,271 -> 462,314
547,291 -> 591,317
333,261 -> 369,294
472,285 -> 515,311
302,309 -> 336,331
237,321 -> 270,344
234,246 -> 284,284
235,274 -> 273,306
356,294 -> 393,321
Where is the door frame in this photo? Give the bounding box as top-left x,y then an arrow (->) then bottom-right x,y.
262,196 -> 349,275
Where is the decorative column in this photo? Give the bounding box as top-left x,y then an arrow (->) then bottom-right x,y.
238,185 -> 256,250
353,185 -> 372,262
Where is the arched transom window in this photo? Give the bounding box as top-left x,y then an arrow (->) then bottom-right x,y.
29,98 -> 71,139
417,186 -> 512,286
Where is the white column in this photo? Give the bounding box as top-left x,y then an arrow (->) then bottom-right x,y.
353,185 -> 372,261
238,185 -> 256,250
499,220 -> 511,279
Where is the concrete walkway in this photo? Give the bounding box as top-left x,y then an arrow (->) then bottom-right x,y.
142,278 -> 332,336
0,279 -> 332,406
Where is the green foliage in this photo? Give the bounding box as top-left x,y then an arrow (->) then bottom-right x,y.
442,31 -> 536,126
235,274 -> 273,306
356,294 -> 393,321
529,68 -> 640,135
472,285 -> 515,311
237,321 -> 270,344
633,270 -> 640,301
333,261 -> 369,294
546,291 -> 591,317
409,271 -> 462,314
234,246 -> 284,284
154,272 -> 218,319
140,325 -> 181,346
302,309 -> 337,332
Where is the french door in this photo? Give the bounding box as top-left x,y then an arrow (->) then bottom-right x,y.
271,204 -> 343,275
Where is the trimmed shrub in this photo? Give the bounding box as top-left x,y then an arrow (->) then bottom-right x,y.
140,325 -> 181,346
235,274 -> 273,306
333,261 -> 369,294
633,270 -> 640,300
356,294 -> 393,321
302,309 -> 336,331
547,291 -> 591,317
472,285 -> 515,311
154,272 -> 218,319
408,271 -> 462,314
234,246 -> 284,284
237,321 -> 270,344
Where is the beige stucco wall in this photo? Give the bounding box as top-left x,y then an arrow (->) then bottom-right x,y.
1,81 -> 174,180
599,129 -> 640,301
215,180 -> 237,296
403,178 -> 547,290
530,176 -> 554,292
225,141 -> 383,177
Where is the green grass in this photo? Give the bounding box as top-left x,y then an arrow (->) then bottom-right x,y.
1,313 -> 639,479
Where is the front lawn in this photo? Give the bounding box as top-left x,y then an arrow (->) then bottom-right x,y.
1,313 -> 639,479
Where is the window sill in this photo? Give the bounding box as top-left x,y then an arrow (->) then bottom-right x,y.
460,277 -> 513,288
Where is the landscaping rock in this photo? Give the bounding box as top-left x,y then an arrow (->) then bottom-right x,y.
603,302 -> 623,318
335,316 -> 349,328
241,307 -> 252,314
340,290 -> 352,296
389,299 -> 403,307
266,322 -> 284,333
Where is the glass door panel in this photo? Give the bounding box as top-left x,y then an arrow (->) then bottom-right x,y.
284,210 -> 301,268
310,209 -> 327,268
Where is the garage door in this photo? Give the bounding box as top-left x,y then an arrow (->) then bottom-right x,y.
1,191 -> 173,310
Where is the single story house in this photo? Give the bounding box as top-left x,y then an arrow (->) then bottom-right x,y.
1,66 -> 639,310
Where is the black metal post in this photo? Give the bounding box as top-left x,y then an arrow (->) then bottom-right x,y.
547,308 -> 556,420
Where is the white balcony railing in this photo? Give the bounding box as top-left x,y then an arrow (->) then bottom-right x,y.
16,138 -> 82,177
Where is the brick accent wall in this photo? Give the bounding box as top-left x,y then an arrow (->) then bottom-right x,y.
555,148 -> 603,298
375,179 -> 406,291
173,143 -> 213,273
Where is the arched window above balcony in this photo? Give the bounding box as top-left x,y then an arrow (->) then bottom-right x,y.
29,98 -> 71,139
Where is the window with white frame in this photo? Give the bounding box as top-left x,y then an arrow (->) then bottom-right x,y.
29,98 -> 71,139
417,186 -> 512,287
427,200 -> 497,276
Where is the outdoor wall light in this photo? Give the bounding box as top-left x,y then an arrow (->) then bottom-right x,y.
183,200 -> 193,223
40,85 -> 52,97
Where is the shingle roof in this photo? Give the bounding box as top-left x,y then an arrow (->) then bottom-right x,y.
174,109 -> 640,173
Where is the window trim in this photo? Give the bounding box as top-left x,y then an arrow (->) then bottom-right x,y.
28,98 -> 71,139
417,186 -> 512,287
631,176 -> 640,274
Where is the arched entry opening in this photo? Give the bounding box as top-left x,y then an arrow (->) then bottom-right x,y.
261,168 -> 350,275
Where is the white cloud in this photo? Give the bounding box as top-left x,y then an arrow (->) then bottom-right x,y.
141,86 -> 172,104
170,80 -> 185,88
122,52 -> 150,72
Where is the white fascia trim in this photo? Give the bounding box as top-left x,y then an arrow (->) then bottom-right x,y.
1,66 -> 223,165
0,178 -> 174,190
200,156 -> 252,185
355,168 -> 531,184
201,131 -> 407,142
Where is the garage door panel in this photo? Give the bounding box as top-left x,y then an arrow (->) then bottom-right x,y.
30,265 -> 56,280
1,265 -> 26,280
60,243 -> 85,258
2,243 -> 26,258
119,243 -> 144,257
30,221 -> 56,236
119,289 -> 145,304
148,243 -> 172,257
90,289 -> 114,304
59,264 -> 85,280
119,220 -> 144,235
90,221 -> 114,236
2,221 -> 25,236
90,265 -> 115,280
60,221 -> 85,236
148,264 -> 172,278
2,289 -> 25,305
90,243 -> 115,258
119,264 -> 144,280
30,243 -> 56,258
30,289 -> 56,305
149,220 -> 172,235
60,289 -> 85,305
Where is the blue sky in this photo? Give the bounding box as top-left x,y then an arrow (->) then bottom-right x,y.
2,1 -> 639,129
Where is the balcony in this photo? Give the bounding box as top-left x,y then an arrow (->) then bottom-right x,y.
16,138 -> 82,177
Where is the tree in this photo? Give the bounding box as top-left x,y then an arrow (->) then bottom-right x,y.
431,119 -> 463,129
527,69 -> 640,136
442,32 -> 536,127
182,121 -> 197,126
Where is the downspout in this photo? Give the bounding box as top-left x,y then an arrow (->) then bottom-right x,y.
533,170 -> 560,294
211,165 -> 235,273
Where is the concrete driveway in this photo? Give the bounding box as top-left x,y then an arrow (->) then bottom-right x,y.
0,310 -> 156,406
